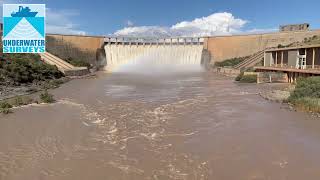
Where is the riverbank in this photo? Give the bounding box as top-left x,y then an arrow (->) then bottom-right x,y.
259,77 -> 320,118
0,77 -> 69,100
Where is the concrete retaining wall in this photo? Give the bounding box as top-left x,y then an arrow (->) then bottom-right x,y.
257,72 -> 288,83
46,34 -> 105,66
204,30 -> 320,63
213,67 -> 240,77
47,34 -> 104,52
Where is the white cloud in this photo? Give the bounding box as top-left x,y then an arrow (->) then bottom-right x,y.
114,12 -> 249,37
46,8 -> 86,35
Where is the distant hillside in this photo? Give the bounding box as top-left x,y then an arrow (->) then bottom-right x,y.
277,35 -> 320,48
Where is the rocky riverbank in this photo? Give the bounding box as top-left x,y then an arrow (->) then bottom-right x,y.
0,77 -> 69,101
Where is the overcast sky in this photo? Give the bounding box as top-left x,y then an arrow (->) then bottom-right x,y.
1,0 -> 320,37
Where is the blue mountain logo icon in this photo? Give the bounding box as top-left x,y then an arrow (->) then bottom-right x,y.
3,5 -> 44,38
11,6 -> 38,17
3,4 -> 45,53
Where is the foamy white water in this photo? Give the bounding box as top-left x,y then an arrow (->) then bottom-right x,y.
104,44 -> 204,72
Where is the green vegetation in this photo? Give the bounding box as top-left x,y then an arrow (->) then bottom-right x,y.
239,74 -> 257,83
277,44 -> 286,48
288,77 -> 320,112
0,96 -> 37,115
65,57 -> 91,69
214,56 -> 248,67
40,90 -> 55,103
278,35 -> 320,48
11,96 -> 35,107
0,53 -> 64,86
290,98 -> 320,112
303,35 -> 320,44
235,72 -> 257,83
0,101 -> 13,114
235,72 -> 244,81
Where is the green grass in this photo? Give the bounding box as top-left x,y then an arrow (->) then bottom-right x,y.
237,74 -> 257,83
0,58 -> 64,86
0,96 -> 36,115
0,101 -> 13,114
65,57 -> 91,69
289,77 -> 320,100
289,98 -> 320,113
214,56 -> 249,67
40,90 -> 55,103
235,72 -> 244,81
11,96 -> 35,107
288,77 -> 320,113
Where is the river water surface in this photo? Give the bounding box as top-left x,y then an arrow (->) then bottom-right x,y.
1,68 -> 320,180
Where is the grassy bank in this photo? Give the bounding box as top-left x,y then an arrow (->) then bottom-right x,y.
0,91 -> 56,114
0,53 -> 66,110
65,57 -> 91,69
235,72 -> 257,83
0,54 -> 63,86
288,77 -> 320,113
214,56 -> 248,67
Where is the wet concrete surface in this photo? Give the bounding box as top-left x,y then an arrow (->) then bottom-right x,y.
1,71 -> 320,180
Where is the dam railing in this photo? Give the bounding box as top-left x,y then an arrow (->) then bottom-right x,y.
104,37 -> 205,46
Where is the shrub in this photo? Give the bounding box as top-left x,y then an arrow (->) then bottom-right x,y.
239,74 -> 257,83
0,108 -> 12,114
40,90 -> 55,103
0,101 -> 12,109
66,57 -> 91,69
235,72 -> 244,81
13,97 -> 24,106
290,98 -> 320,113
289,77 -> 320,101
0,101 -> 13,114
11,96 -> 34,107
0,58 -> 64,85
288,77 -> 320,113
214,56 -> 249,67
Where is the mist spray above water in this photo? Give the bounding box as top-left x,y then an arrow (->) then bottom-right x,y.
104,44 -> 204,74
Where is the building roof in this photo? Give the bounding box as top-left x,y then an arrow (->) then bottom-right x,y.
265,44 -> 320,52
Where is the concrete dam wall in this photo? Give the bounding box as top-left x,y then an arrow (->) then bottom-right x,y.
45,29 -> 320,68
46,34 -> 105,66
204,29 -> 320,63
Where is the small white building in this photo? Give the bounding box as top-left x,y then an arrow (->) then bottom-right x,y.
264,44 -> 320,70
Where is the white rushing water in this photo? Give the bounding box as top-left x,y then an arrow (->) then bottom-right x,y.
104,44 -> 204,72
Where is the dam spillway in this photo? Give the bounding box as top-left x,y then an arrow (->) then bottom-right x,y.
103,37 -> 205,71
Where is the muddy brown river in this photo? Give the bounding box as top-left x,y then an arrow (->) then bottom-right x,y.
1,69 -> 320,180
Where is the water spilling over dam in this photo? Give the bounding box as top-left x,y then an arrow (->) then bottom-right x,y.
102,37 -> 207,72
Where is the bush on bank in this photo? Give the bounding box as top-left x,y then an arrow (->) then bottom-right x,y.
290,97 -> 320,112
235,73 -> 257,83
0,54 -> 64,86
40,90 -> 55,103
65,57 -> 91,69
289,77 -> 320,100
0,101 -> 13,114
235,72 -> 244,81
239,74 -> 257,83
214,56 -> 248,67
288,77 -> 320,112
